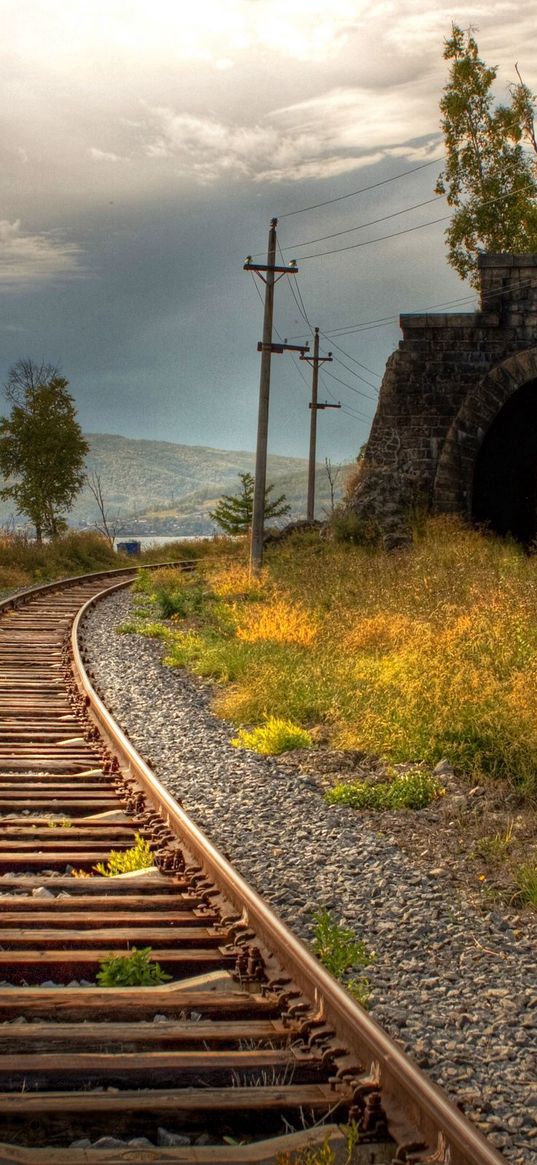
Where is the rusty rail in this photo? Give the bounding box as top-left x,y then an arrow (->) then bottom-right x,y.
0,567 -> 507,1164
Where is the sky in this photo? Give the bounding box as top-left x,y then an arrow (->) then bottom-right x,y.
1,0 -> 537,465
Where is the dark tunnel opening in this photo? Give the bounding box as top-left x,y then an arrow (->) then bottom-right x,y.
472,379 -> 537,545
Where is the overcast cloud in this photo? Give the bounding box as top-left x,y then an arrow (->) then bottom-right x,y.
1,0 -> 536,464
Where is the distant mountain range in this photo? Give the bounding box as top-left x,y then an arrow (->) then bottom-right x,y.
0,433 -> 351,536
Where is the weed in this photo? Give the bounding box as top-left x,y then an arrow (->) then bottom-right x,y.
345,978 -> 371,1008
471,821 -> 515,863
311,909 -> 373,1008
275,1121 -> 360,1164
46,818 -> 72,828
232,718 -> 313,755
96,946 -> 172,986
312,909 -> 372,979
326,770 -> 444,811
514,861 -> 537,908
94,832 -> 154,877
275,1145 -> 336,1165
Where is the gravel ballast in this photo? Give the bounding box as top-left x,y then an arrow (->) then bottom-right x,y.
82,590 -> 536,1163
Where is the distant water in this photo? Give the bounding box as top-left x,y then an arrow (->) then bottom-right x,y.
114,534 -> 209,550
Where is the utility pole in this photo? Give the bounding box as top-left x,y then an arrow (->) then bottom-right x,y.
300,328 -> 337,520
244,220 -> 308,573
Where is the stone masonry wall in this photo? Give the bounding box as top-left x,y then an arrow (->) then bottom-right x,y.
348,254 -> 537,547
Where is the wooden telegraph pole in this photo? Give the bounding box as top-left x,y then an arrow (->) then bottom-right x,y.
244,220 -> 308,573
300,328 -> 338,520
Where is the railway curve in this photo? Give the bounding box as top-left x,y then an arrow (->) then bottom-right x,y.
0,565 -> 507,1164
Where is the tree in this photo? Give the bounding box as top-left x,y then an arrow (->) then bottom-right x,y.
0,360 -> 89,541
86,470 -> 126,547
323,457 -> 342,515
209,472 -> 291,535
436,25 -> 537,286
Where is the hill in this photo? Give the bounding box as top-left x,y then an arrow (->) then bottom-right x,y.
0,433 -> 351,536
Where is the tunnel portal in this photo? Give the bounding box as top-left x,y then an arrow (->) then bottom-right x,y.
472,379 -> 537,545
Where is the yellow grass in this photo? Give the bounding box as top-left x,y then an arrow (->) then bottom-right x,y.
152,517 -> 537,795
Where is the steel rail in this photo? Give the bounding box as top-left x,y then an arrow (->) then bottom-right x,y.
72,579 -> 507,1165
0,560 -> 196,615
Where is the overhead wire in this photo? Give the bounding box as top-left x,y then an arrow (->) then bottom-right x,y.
322,365 -> 377,400
284,274 -> 537,343
278,157 -> 442,218
293,183 -> 536,262
296,210 -> 452,260
320,333 -> 381,379
275,243 -> 378,403
249,270 -> 372,422
281,193 -> 445,252
276,239 -> 314,333
321,377 -> 370,423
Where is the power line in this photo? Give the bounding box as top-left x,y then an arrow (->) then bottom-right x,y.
322,365 -> 377,399
276,239 -> 315,333
250,270 -> 266,309
278,157 -> 442,219
276,240 -> 379,397
296,210 -> 450,260
319,332 -> 381,378
330,352 -> 379,390
281,194 -> 445,251
320,376 -> 371,423
249,243 -> 371,443
294,279 -> 315,332
321,274 -> 537,338
293,183 -> 535,262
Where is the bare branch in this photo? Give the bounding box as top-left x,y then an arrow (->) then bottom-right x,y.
86,471 -> 123,547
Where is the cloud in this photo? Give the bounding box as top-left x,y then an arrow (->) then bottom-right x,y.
0,220 -> 84,289
89,147 -> 128,163
141,77 -> 443,185
0,1 -> 367,67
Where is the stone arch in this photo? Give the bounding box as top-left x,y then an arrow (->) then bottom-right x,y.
433,347 -> 537,517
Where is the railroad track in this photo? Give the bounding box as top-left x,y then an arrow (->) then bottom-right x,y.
0,566 -> 506,1164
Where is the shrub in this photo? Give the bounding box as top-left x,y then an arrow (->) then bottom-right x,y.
330,509 -> 381,546
326,771 -> 444,811
94,833 -> 154,876
96,947 -> 171,986
231,718 -> 313,755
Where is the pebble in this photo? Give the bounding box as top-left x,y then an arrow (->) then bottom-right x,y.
83,591 -> 537,1165
158,1128 -> 191,1146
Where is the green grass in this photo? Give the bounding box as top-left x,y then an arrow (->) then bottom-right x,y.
96,947 -> 172,987
325,770 -> 445,811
